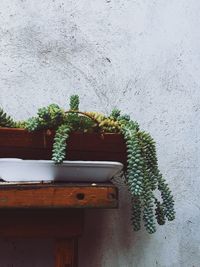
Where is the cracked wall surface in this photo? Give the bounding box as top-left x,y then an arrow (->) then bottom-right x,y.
0,0 -> 200,266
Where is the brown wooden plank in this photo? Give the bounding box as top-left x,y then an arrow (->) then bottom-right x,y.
0,128 -> 127,164
0,128 -> 46,148
0,209 -> 84,238
0,184 -> 118,209
67,132 -> 126,152
55,239 -> 78,267
0,128 -> 126,152
0,147 -> 126,164
0,147 -> 52,160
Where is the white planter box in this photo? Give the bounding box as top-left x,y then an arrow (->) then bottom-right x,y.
0,159 -> 123,182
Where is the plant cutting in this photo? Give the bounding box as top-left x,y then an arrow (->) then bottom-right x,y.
0,95 -> 175,234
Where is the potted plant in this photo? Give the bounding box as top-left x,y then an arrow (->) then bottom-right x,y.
0,95 -> 175,234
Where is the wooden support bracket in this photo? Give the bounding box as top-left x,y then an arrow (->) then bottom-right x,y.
55,239 -> 78,267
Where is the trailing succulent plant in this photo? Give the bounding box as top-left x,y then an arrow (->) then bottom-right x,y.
0,95 -> 175,233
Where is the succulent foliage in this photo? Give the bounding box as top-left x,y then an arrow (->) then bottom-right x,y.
52,124 -> 71,164
25,104 -> 66,131
0,108 -> 16,128
119,118 -> 175,233
69,95 -> 79,111
0,95 -> 175,233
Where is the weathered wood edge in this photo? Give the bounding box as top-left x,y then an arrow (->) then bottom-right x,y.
0,183 -> 118,209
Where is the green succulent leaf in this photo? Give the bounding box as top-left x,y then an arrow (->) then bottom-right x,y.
52,124 -> 71,164
0,108 -> 16,128
70,95 -> 79,111
110,108 -> 121,119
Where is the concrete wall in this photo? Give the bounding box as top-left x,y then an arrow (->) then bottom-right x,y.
0,0 -> 200,266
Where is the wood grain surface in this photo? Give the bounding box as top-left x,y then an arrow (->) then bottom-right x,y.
55,239 -> 78,267
0,183 -> 118,209
0,128 -> 127,164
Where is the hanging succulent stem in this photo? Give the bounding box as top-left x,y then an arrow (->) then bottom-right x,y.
0,94 -> 175,234
157,173 -> 175,221
131,196 -> 142,231
119,118 -> 175,233
52,124 -> 71,164
155,198 -> 166,225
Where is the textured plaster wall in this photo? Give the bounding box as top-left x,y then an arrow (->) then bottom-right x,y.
0,0 -> 200,266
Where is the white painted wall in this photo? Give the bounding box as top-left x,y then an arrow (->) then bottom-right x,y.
0,0 -> 200,266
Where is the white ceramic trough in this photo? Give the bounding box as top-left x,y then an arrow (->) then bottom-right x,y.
0,158 -> 123,182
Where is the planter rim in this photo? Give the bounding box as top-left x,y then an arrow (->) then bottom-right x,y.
0,127 -> 123,136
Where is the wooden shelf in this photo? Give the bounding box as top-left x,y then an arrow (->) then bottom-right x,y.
0,182 -> 118,209
0,128 -> 122,266
0,182 -> 118,267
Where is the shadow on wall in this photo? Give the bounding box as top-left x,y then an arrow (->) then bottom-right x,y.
0,238 -> 54,266
78,187 -> 141,267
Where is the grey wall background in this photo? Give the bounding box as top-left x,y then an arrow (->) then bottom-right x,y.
0,0 -> 200,266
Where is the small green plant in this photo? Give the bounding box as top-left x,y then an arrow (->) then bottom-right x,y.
0,108 -> 16,128
0,95 -> 175,234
